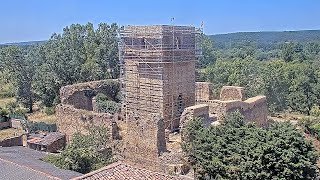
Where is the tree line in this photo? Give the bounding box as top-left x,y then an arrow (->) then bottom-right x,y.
200,35 -> 320,115
0,23 -> 119,112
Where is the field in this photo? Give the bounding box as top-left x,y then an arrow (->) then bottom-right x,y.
0,97 -> 15,108
27,112 -> 57,124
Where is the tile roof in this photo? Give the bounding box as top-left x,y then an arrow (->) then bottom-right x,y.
72,162 -> 186,180
27,132 -> 65,146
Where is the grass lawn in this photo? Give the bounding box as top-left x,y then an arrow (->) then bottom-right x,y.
0,128 -> 25,141
27,112 -> 57,124
0,97 -> 15,108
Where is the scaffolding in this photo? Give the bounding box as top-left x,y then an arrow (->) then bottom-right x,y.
119,25 -> 202,130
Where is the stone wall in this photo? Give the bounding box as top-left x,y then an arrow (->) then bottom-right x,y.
47,137 -> 66,153
122,114 -> 166,172
10,119 -> 23,129
56,104 -> 118,142
60,80 -> 119,111
195,84 -> 268,127
0,134 -> 26,147
196,96 -> 268,127
195,82 -> 214,101
180,104 -> 210,142
220,86 -> 245,101
243,96 -> 268,127
180,104 -> 209,128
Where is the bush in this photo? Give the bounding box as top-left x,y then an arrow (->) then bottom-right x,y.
0,107 -> 9,122
183,111 -> 318,179
298,117 -> 320,140
310,106 -> 320,117
0,83 -> 15,98
95,93 -> 120,114
43,106 -> 55,115
0,107 -> 9,118
5,101 -> 18,113
43,125 -> 113,174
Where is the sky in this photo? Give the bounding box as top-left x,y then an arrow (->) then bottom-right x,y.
1,0 -> 320,43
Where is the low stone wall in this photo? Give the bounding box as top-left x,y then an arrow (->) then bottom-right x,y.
60,80 -> 120,111
180,104 -> 209,127
0,134 -> 26,147
55,104 -> 117,142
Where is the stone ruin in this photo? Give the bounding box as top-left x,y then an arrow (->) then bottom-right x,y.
56,80 -> 269,176
180,83 -> 268,128
56,80 -> 122,143
55,25 -> 269,176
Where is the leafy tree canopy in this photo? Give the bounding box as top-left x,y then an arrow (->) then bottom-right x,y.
183,112 -> 318,180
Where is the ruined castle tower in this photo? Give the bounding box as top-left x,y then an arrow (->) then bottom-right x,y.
119,25 -> 201,130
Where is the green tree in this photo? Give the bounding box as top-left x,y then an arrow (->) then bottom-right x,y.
0,46 -> 36,112
281,42 -> 306,62
199,34 -> 216,68
43,125 -> 113,173
284,62 -> 320,115
34,23 -> 119,106
183,111 -> 318,179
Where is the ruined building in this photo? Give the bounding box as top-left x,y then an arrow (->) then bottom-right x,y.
119,25 -> 201,130
56,25 -> 269,177
180,83 -> 268,129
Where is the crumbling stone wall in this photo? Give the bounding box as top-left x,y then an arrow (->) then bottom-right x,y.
180,104 -> 209,128
122,113 -> 166,172
220,86 -> 245,101
243,96 -> 268,127
195,82 -> 214,101
60,80 -> 120,111
195,84 -> 268,127
10,119 -> 23,129
180,104 -> 210,142
56,104 -> 119,142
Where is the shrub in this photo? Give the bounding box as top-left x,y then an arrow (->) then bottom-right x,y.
43,125 -> 113,174
310,105 -> 320,117
95,93 -> 120,114
43,106 -> 55,115
0,107 -> 9,118
183,111 -> 318,179
0,83 -> 15,98
5,101 -> 18,113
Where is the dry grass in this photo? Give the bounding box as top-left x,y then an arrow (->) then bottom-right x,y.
0,128 -> 25,140
0,97 -> 15,108
27,112 -> 57,124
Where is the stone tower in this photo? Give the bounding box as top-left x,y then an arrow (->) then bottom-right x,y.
119,25 -> 201,130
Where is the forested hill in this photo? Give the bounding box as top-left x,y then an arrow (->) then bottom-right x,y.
2,30 -> 320,49
210,30 -> 320,49
0,40 -> 46,47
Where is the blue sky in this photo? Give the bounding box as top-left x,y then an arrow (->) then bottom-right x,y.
1,0 -> 320,43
